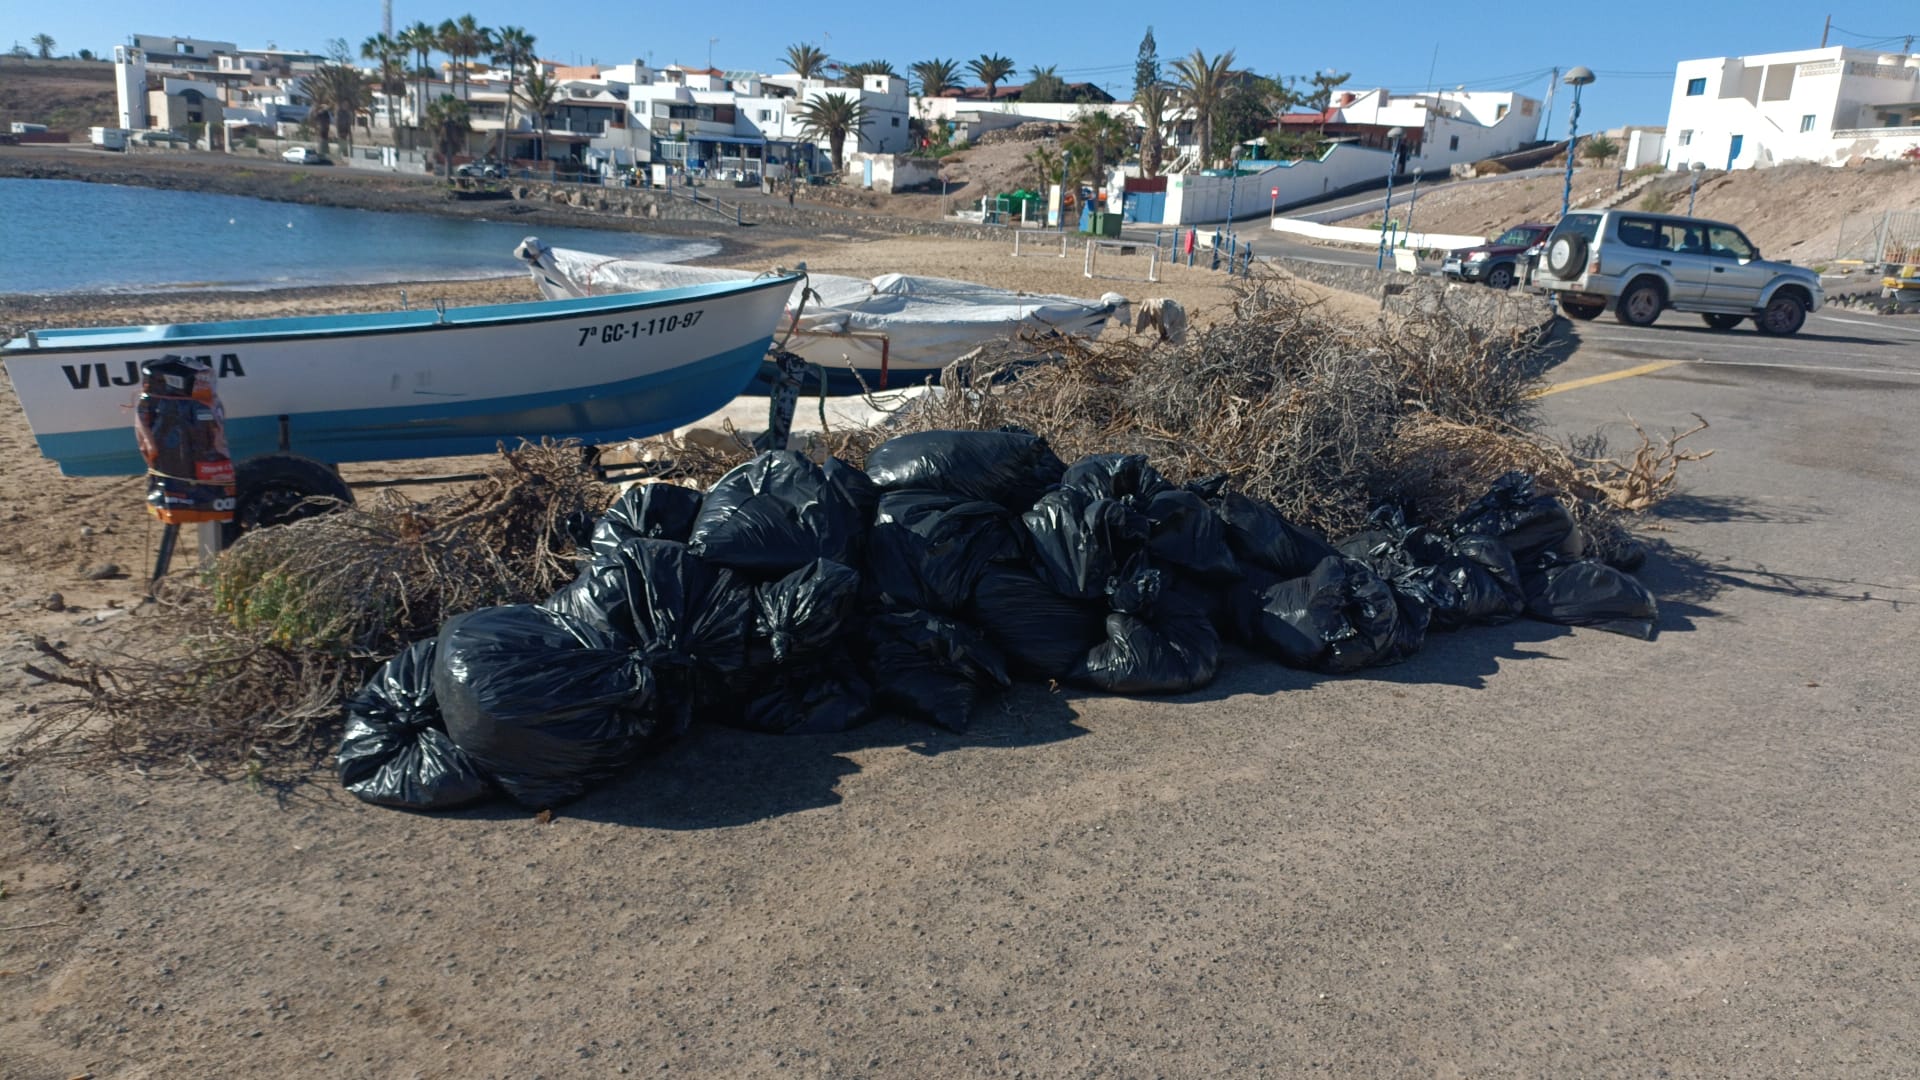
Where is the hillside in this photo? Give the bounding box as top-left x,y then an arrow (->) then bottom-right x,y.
0,57 -> 116,135
1335,161 -> 1920,265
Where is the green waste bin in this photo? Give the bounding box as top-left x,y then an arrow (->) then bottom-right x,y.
1090,211 -> 1122,238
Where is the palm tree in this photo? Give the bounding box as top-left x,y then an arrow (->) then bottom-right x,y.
910,58 -> 960,98
360,34 -> 406,137
836,59 -> 897,88
1022,65 -> 1068,104
796,91 -> 868,171
515,71 -> 560,162
1170,48 -> 1238,168
31,33 -> 55,59
400,21 -> 438,142
782,42 -> 830,81
967,53 -> 1015,100
307,61 -> 370,154
425,94 -> 472,178
1068,109 -> 1130,192
490,26 -> 536,160
1135,81 -> 1171,177
437,17 -> 492,98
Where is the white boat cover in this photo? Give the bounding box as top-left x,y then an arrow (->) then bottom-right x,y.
515,237 -> 1127,371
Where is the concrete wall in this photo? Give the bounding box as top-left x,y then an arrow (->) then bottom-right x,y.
1269,216 -> 1486,252
1666,46 -> 1920,168
915,98 -> 1139,126
851,153 -> 942,193
1164,143 -> 1397,225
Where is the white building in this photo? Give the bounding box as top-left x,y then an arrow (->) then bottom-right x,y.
1665,46 -> 1920,169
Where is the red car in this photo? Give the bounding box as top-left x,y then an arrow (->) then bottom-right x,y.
1442,223 -> 1554,289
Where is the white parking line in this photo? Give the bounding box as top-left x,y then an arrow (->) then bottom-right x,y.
1574,332 -> 1900,363
1814,313 -> 1920,336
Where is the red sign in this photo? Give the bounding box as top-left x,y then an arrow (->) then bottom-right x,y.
1270,187 -> 1279,197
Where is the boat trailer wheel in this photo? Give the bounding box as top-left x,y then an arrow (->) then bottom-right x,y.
220,452 -> 355,547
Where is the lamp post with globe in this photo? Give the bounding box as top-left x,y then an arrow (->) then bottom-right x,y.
1558,66 -> 1596,219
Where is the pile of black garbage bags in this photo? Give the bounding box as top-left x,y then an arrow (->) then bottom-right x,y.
338,430 -> 1658,812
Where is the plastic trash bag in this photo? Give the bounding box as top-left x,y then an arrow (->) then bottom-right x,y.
590,482 -> 704,557
1072,570 -> 1220,694
336,639 -> 493,810
1242,556 -> 1413,673
688,451 -> 872,576
967,564 -> 1109,680
865,610 -> 1012,732
542,547 -> 649,643
753,559 -> 862,664
1339,508 -> 1523,631
863,428 -> 1066,510
1021,488 -> 1151,601
734,646 -> 876,735
435,605 -> 661,809
1060,453 -> 1174,504
1144,489 -> 1241,583
1453,472 -> 1585,562
865,491 -> 1022,614
1214,492 -> 1336,579
1522,554 -> 1659,639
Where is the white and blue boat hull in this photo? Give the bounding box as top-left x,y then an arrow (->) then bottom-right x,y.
3,277 -> 798,477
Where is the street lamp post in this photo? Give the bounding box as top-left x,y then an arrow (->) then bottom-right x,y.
1405,166 -> 1424,240
1687,161 -> 1706,215
1559,66 -> 1596,220
1226,147 -> 1240,247
1375,126 -> 1405,270
1059,150 -> 1070,233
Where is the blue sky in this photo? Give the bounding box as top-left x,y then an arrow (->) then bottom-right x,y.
14,1 -> 1917,133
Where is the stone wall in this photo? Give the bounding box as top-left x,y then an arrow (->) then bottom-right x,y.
507,181 -> 1023,242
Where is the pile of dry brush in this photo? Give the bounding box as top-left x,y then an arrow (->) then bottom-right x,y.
12,274 -> 1707,780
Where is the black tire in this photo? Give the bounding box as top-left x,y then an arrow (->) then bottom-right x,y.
1546,234 -> 1588,279
1614,279 -> 1665,327
1559,296 -> 1605,320
1756,291 -> 1808,337
221,453 -> 355,547
1701,313 -> 1744,331
1485,263 -> 1515,290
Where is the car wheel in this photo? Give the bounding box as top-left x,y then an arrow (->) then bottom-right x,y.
1701,313 -> 1744,331
1756,293 -> 1807,336
1485,264 -> 1515,290
1546,234 -> 1588,279
1614,280 -> 1665,327
1559,296 -> 1605,320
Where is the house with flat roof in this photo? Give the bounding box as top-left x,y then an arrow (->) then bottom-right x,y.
1665,46 -> 1920,168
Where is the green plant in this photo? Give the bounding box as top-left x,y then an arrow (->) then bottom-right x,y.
1639,188 -> 1674,213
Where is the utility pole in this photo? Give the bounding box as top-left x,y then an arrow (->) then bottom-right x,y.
1539,66 -> 1559,144
382,0 -> 392,40
1820,15 -> 1830,47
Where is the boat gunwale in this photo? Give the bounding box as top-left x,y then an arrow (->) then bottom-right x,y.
1,273 -> 801,356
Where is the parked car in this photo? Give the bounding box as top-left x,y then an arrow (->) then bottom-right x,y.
455,161 -> 503,179
1442,223 -> 1554,289
1532,209 -> 1823,335
281,146 -> 330,165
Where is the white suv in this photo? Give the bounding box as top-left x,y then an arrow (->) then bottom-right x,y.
1534,210 -> 1823,336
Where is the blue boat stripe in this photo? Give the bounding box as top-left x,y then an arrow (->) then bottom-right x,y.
36,337 -> 775,477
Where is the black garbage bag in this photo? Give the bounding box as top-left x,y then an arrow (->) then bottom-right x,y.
336,639 -> 493,811
1522,553 -> 1659,639
688,451 -> 871,576
967,564 -> 1109,679
436,605 -> 661,809
1021,488 -> 1151,601
1243,555 -> 1412,673
1060,453 -> 1173,504
753,559 -> 863,663
1072,579 -> 1221,694
1404,530 -> 1525,628
864,610 -> 1012,732
542,548 -> 648,643
544,539 -> 756,678
590,482 -> 704,557
865,491 -> 1023,614
1453,472 -> 1585,562
863,428 -> 1066,510
734,644 -> 877,734
1145,489 -> 1241,583
1215,492 -> 1337,579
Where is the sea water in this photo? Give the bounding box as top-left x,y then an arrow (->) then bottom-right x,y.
0,178 -> 719,295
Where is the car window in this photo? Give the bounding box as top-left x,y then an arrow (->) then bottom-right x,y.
1495,228 -> 1532,246
1550,214 -> 1600,245
1615,217 -> 1665,250
1706,226 -> 1756,260
1668,224 -> 1708,254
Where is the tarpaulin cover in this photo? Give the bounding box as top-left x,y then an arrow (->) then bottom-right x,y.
435,604 -> 660,808
336,640 -> 492,810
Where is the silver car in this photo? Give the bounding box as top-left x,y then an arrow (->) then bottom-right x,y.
1534,210 -> 1822,335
